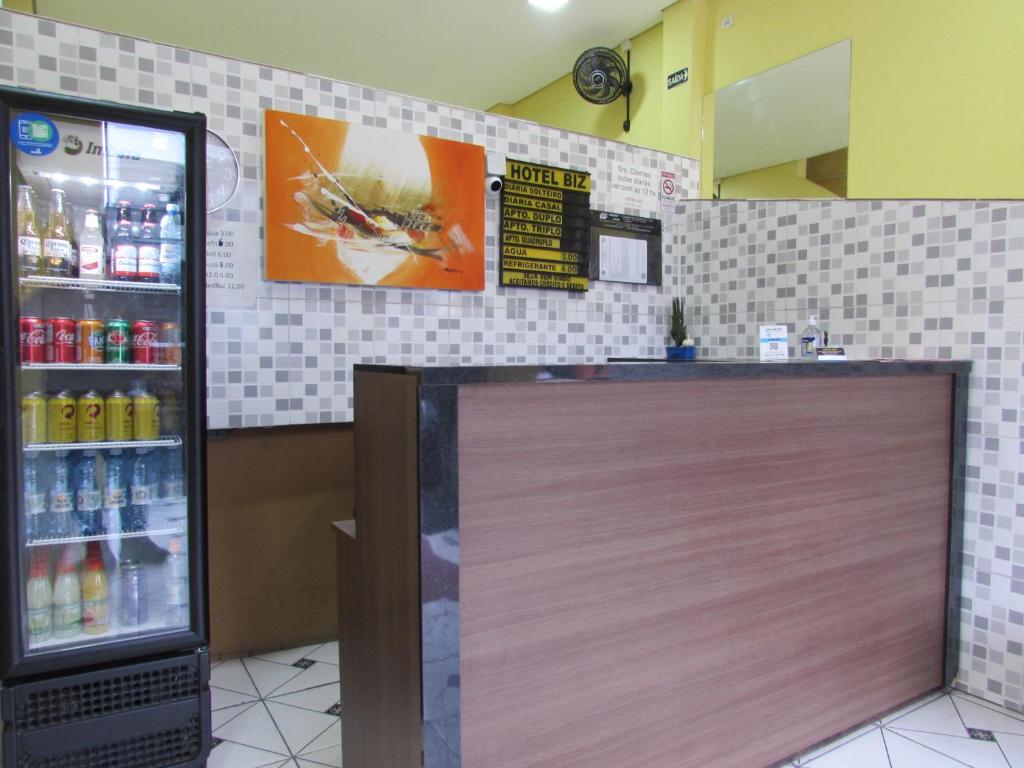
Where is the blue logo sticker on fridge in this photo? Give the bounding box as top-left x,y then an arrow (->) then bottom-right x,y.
10,113 -> 59,156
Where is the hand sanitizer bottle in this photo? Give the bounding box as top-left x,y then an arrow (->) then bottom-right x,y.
800,315 -> 823,360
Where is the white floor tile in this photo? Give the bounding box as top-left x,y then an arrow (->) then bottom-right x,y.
993,732 -> 1024,767
270,662 -> 341,697
797,723 -> 878,763
881,692 -> 949,725
298,744 -> 343,767
213,701 -> 258,731
880,729 -> 999,768
887,695 -> 969,737
206,740 -> 289,768
300,722 -> 342,754
268,684 -> 341,714
214,702 -> 290,756
243,657 -> 306,698
253,644 -> 323,667
212,686 -> 259,711
211,658 -> 259,697
266,701 -> 340,755
899,730 -> 1009,768
305,641 -> 339,666
803,727 -> 890,767
955,696 -> 1024,736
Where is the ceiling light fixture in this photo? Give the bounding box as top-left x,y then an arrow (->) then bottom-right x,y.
528,0 -> 570,12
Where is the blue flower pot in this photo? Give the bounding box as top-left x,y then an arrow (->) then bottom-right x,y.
666,346 -> 696,360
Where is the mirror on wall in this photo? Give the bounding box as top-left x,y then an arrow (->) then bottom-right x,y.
707,39 -> 851,200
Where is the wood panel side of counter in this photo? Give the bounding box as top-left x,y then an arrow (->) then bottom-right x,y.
342,371 -> 422,768
458,375 -> 953,768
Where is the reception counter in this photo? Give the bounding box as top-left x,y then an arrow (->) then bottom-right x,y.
336,360 -> 969,768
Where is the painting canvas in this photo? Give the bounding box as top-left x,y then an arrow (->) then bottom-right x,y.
264,109 -> 485,289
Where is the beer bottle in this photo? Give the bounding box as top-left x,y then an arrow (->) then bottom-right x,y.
108,202 -> 137,281
136,203 -> 160,282
16,185 -> 41,275
43,188 -> 72,277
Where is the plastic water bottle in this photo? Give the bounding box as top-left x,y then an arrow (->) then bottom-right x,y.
128,449 -> 156,533
158,204 -> 182,285
161,447 -> 184,501
23,456 -> 46,542
75,451 -> 104,536
164,534 -> 189,627
799,315 -> 823,360
47,452 -> 75,539
104,449 -> 128,534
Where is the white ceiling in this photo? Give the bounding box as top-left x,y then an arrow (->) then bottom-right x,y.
37,0 -> 670,110
713,40 -> 851,179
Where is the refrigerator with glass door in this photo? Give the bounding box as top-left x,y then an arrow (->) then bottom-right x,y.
0,85 -> 209,768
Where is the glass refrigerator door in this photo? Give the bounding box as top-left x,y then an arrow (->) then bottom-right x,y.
10,110 -> 191,655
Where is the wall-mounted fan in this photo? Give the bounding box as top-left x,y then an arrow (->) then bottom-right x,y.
572,43 -> 633,132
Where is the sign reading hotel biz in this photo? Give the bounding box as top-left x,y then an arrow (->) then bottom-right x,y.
500,159 -> 591,292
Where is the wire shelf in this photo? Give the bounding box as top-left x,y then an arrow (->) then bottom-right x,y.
20,276 -> 180,295
23,437 -> 182,453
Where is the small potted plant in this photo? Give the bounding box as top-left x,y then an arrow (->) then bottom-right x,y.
667,297 -> 696,360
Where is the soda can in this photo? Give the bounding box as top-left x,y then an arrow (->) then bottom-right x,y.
47,317 -> 77,364
105,319 -> 130,364
159,322 -> 181,366
131,320 -> 159,364
77,319 -> 105,364
118,560 -> 148,626
105,391 -> 133,442
47,390 -> 77,443
19,317 -> 47,364
132,391 -> 160,441
77,390 -> 105,443
21,390 -> 47,444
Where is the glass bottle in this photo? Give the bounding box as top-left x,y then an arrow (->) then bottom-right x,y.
108,201 -> 137,281
43,188 -> 72,277
78,209 -> 105,279
16,184 -> 41,275
136,203 -> 160,282
52,545 -> 82,639
26,547 -> 53,644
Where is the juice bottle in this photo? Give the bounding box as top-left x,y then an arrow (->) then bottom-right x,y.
26,547 -> 53,644
52,545 -> 82,639
81,542 -> 110,635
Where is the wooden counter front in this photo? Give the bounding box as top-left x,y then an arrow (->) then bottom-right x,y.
336,361 -> 969,768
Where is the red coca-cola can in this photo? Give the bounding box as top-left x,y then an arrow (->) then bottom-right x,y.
131,320 -> 159,364
19,317 -> 47,364
47,317 -> 77,363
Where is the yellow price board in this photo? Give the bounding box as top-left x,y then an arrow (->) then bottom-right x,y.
501,245 -> 580,264
502,270 -> 589,291
505,159 -> 591,193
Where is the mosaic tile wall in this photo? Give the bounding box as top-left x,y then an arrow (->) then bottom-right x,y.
678,199 -> 1024,713
0,9 -> 699,428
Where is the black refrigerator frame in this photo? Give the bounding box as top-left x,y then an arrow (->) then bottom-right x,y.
0,85 -> 209,682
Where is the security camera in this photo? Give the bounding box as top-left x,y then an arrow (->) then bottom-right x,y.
485,175 -> 503,196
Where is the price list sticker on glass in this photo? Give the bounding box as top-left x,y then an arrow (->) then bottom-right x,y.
205,219 -> 256,309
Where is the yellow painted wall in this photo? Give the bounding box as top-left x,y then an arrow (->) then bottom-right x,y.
492,23 -> 665,153
706,0 -> 1024,198
504,0 -> 1024,198
718,160 -> 838,199
4,0 -> 34,12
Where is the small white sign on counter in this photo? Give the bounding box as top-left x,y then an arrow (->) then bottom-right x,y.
609,162 -> 660,211
206,219 -> 258,309
759,325 -> 789,362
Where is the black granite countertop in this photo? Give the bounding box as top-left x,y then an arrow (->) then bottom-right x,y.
355,358 -> 972,387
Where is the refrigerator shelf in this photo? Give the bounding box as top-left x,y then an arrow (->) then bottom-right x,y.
27,618 -> 188,652
21,362 -> 181,371
19,276 -> 181,295
26,525 -> 184,548
24,437 -> 182,453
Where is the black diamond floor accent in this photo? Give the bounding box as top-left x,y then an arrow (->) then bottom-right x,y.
292,658 -> 316,669
326,702 -> 342,716
968,728 -> 996,742
211,737 -> 224,748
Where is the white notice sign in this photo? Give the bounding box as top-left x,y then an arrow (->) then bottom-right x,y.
205,220 -> 258,309
598,235 -> 648,284
609,162 -> 660,211
759,325 -> 789,362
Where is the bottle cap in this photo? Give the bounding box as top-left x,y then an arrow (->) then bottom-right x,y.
808,315 -> 818,325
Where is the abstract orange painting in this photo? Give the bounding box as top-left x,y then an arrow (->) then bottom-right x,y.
264,109 -> 485,290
